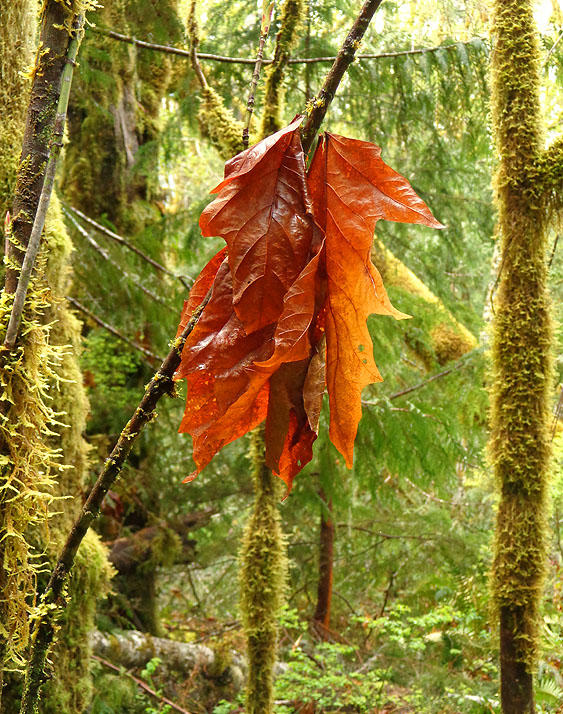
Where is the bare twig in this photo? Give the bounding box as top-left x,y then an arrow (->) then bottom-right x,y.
66,297 -> 164,364
3,16 -> 85,350
301,0 -> 385,153
63,204 -> 192,288
548,233 -> 560,269
92,26 -> 485,67
362,346 -> 482,406
243,1 -> 275,148
63,207 -> 174,310
91,655 -> 193,714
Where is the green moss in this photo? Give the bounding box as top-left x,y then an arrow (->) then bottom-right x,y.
372,239 -> 477,366
199,87 -> 245,159
239,429 -> 287,714
259,0 -> 305,139
489,0 -> 554,674
0,1 -> 34,218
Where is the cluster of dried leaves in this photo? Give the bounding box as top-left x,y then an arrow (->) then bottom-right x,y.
175,117 -> 442,493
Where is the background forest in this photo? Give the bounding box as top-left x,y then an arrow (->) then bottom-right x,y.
1,0 -> 562,712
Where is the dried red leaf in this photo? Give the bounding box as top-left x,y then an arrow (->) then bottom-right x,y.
265,360 -> 318,491
177,260 -> 274,476
176,247 -> 227,337
199,117 -> 315,333
308,133 -> 443,466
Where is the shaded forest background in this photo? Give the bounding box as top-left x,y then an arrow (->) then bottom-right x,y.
1,0 -> 563,712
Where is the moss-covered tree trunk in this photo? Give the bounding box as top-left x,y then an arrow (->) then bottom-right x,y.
0,2 -> 111,710
489,0 -> 563,711
239,431 -> 287,714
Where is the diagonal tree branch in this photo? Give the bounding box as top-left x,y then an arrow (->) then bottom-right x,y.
300,0 -> 385,153
19,1 -> 385,707
67,297 -> 164,364
63,207 -> 175,310
63,203 -> 192,288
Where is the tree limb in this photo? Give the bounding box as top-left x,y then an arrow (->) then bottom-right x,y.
66,297 -> 164,364
300,0 -> 385,153
63,207 -> 175,310
3,15 -> 84,350
92,26 -> 484,67
63,203 -> 192,288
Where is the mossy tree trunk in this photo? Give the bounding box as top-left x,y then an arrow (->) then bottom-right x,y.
0,2 -> 111,711
239,431 -> 287,714
488,0 -> 563,711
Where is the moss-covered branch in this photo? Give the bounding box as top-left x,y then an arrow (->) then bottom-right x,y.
3,14 -> 84,350
187,0 -> 244,159
18,300 -> 207,714
259,0 -> 305,139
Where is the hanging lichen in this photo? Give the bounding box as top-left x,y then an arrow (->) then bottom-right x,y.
239,429 -> 287,714
187,0 -> 245,159
259,0 -> 305,139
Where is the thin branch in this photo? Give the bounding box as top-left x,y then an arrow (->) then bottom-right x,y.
63,203 -> 192,288
67,297 -> 164,364
301,0 -> 385,153
544,28 -> 563,66
548,233 -> 560,269
92,26 -> 485,67
91,655 -> 193,714
19,297 -> 209,713
63,207 -> 175,310
243,1 -> 275,149
3,16 -> 85,350
362,346 -> 482,406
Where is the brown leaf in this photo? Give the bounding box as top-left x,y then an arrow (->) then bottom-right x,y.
308,133 -> 442,466
199,117 -> 315,333
265,360 -> 317,492
176,247 -> 227,337
176,260 -> 274,476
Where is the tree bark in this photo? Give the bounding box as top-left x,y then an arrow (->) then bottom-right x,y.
4,1 -> 73,294
313,490 -> 334,637
488,0 -> 561,710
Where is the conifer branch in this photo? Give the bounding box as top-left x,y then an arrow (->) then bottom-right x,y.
66,297 -> 164,364
63,204 -> 192,288
243,2 -> 275,149
63,207 -> 175,310
3,15 -> 85,350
